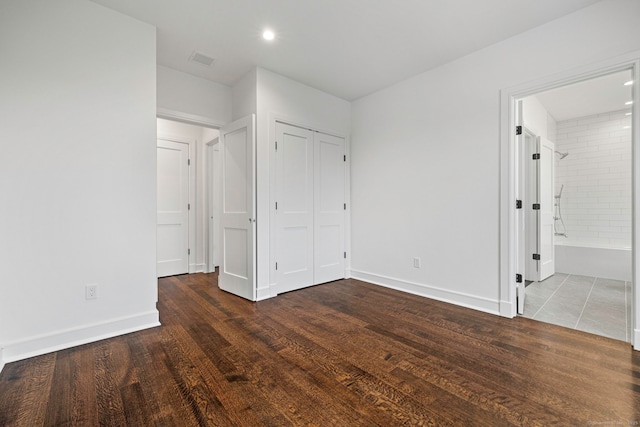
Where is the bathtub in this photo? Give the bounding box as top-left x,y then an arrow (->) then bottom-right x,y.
554,242 -> 631,282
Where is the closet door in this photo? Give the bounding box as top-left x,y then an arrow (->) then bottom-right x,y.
314,132 -> 346,284
275,122 -> 314,293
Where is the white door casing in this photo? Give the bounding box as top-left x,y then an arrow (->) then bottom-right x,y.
275,123 -> 315,293
515,102 -> 526,315
206,138 -> 220,273
219,115 -> 256,301
157,139 -> 190,278
537,136 -> 555,281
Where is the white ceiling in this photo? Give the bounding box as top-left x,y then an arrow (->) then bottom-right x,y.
535,70 -> 634,122
89,0 -> 601,101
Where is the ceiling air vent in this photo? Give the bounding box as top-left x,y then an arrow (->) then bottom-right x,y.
189,51 -> 215,67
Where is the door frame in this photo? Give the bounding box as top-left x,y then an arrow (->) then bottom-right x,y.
205,137 -> 220,274
157,110 -> 225,276
499,52 -> 640,350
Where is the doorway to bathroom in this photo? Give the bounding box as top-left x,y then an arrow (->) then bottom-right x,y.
516,69 -> 634,342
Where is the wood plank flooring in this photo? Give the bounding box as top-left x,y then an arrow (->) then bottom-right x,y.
1,272 -> 639,426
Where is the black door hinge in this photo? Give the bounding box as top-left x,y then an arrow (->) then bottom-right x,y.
516,274 -> 522,283
532,254 -> 541,260
532,153 -> 540,160
532,203 -> 540,210
516,200 -> 522,209
516,126 -> 522,135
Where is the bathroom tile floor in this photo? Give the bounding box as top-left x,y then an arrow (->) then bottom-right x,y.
522,272 -> 632,342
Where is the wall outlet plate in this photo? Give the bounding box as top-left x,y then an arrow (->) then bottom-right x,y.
86,284 -> 98,300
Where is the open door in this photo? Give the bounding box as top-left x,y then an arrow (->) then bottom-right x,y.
218,115 -> 256,301
537,136 -> 555,281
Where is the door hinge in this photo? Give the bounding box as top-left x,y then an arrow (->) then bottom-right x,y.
516,200 -> 522,209
344,252 -> 347,259
343,155 -> 346,162
188,158 -> 191,166
344,203 -> 347,210
275,262 -> 278,270
275,201 -> 278,210
516,126 -> 522,135
532,203 -> 540,210
188,248 -> 191,255
188,203 -> 191,210
532,153 -> 540,160
275,141 -> 278,151
532,254 -> 540,260
516,274 -> 522,283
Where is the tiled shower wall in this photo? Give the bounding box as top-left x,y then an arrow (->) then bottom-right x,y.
554,109 -> 632,248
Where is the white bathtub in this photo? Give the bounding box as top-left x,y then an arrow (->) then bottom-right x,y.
554,242 -> 631,282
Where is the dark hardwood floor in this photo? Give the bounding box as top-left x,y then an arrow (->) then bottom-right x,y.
1,273 -> 639,426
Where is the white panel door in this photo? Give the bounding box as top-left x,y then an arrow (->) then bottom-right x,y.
314,132 -> 345,284
537,136 -> 555,281
275,122 -> 314,293
219,115 -> 256,300
157,139 -> 189,278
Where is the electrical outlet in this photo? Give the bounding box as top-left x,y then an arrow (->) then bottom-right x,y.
86,284 -> 98,300
413,257 -> 421,268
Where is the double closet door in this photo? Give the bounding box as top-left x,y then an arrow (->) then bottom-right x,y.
275,122 -> 346,294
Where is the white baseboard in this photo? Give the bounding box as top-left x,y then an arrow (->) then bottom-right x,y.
195,263 -> 206,273
257,286 -> 274,301
350,270 -> 501,315
2,310 -> 160,364
499,300 -> 515,318
634,328 -> 640,351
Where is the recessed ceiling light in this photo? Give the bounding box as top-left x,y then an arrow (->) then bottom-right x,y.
626,112 -> 633,116
623,126 -> 631,129
262,30 -> 275,41
626,101 -> 633,105
624,80 -> 633,86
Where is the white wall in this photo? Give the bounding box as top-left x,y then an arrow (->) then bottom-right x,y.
158,65 -> 232,127
555,109 -> 632,248
350,0 -> 640,314
523,96 -> 556,141
232,68 -> 258,121
251,68 -> 351,299
0,0 -> 159,365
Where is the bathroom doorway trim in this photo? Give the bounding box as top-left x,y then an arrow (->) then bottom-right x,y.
498,51 -> 640,350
